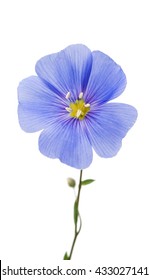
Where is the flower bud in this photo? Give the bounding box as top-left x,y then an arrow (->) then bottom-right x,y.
67,178 -> 76,188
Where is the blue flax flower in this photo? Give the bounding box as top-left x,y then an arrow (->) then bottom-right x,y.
18,44 -> 137,169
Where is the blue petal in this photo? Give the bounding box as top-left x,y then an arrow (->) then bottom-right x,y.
35,44 -> 92,101
84,51 -> 126,104
39,118 -> 93,169
85,103 -> 137,157
18,76 -> 67,132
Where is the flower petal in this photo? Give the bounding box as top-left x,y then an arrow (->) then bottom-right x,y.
18,76 -> 67,132
35,44 -> 92,100
39,118 -> 93,169
85,103 -> 137,157
85,51 -> 126,104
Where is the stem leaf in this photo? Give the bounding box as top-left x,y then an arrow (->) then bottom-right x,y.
63,252 -> 70,260
81,179 -> 95,186
74,200 -> 79,225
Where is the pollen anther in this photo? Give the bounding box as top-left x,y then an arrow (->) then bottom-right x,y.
76,109 -> 82,118
84,103 -> 90,107
79,92 -> 83,99
65,107 -> 72,113
66,92 -> 71,99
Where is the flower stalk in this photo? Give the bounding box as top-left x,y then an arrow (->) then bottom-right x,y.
64,170 -> 83,260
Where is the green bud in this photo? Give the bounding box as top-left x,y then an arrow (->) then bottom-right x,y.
67,178 -> 76,188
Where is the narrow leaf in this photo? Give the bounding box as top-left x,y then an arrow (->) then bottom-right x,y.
63,252 -> 70,260
74,200 -> 79,225
81,179 -> 95,186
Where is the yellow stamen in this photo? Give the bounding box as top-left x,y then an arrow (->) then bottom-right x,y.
69,99 -> 90,120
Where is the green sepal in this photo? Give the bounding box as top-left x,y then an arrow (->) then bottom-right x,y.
81,179 -> 95,186
74,200 -> 79,225
63,252 -> 70,260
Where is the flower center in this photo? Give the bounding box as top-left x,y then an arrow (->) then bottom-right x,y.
65,92 -> 90,120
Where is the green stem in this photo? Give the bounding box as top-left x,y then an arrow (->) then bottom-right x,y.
68,169 -> 83,260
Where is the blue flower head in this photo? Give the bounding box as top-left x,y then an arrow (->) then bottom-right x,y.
18,44 -> 137,169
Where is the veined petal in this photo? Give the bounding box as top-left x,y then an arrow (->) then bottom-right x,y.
39,118 -> 93,169
85,103 -> 138,157
85,51 -> 126,104
35,44 -> 92,101
18,76 -> 67,132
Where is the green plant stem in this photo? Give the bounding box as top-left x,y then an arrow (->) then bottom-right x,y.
69,169 -> 83,260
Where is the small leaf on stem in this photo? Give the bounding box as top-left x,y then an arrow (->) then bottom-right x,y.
63,252 -> 70,260
74,200 -> 79,225
81,179 -> 95,186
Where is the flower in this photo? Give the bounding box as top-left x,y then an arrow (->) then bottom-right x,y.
18,44 -> 137,169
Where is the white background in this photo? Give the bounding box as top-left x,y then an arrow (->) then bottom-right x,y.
0,0 -> 149,278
